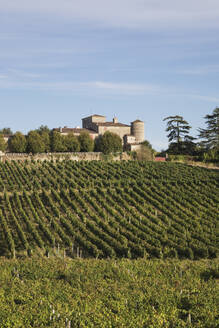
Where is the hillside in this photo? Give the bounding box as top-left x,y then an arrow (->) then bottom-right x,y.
0,160 -> 218,259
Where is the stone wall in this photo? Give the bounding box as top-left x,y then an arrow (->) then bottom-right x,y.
0,152 -> 131,162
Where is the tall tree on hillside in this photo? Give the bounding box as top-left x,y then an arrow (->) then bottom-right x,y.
8,132 -> 27,153
35,126 -> 51,152
26,131 -> 45,154
41,131 -> 51,152
198,107 -> 219,150
95,131 -> 122,154
78,132 -> 94,152
64,134 -> 80,152
163,115 -> 193,153
51,131 -> 67,152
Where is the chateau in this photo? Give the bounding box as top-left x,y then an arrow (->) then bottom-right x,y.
54,114 -> 145,150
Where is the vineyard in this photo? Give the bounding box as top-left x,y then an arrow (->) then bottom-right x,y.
0,160 -> 218,259
0,258 -> 218,327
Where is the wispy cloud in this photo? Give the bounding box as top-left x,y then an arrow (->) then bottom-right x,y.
0,79 -> 160,95
0,76 -> 218,104
188,94 -> 219,103
0,0 -> 219,29
7,69 -> 45,79
0,47 -> 95,59
80,81 -> 160,95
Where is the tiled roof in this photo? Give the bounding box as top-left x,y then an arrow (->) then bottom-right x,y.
96,122 -> 130,127
53,128 -> 97,134
82,114 -> 106,119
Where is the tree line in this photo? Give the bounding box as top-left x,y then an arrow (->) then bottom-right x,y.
0,127 -> 123,155
163,107 -> 219,161
0,106 -> 218,160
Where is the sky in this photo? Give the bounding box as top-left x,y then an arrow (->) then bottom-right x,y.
0,0 -> 219,150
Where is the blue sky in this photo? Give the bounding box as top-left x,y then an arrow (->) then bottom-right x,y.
0,0 -> 219,150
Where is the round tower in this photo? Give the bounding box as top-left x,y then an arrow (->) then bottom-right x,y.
131,120 -> 144,143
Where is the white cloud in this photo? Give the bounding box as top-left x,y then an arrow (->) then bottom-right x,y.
0,0 -> 219,29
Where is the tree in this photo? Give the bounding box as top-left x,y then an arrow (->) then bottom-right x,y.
198,107 -> 219,150
64,134 -> 80,152
163,115 -> 193,153
27,131 -> 45,154
9,132 -> 27,153
135,139 -> 156,160
141,140 -> 153,150
51,131 -> 66,152
78,132 -> 94,152
136,144 -> 154,161
183,135 -> 197,154
0,127 -> 13,135
0,134 -> 7,151
41,131 -> 51,152
36,125 -> 50,134
35,126 -> 51,152
95,131 -> 122,154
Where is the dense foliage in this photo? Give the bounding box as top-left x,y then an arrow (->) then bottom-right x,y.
198,107 -> 219,162
0,257 -> 218,327
95,131 -> 122,154
164,115 -> 191,144
198,107 -> 219,151
50,131 -> 66,152
163,115 -> 196,155
27,131 -> 46,154
78,131 -> 94,152
162,108 -> 219,161
0,161 -> 218,260
8,132 -> 27,153
64,134 -> 80,152
135,143 -> 154,161
0,127 -> 13,135
3,128 -> 95,154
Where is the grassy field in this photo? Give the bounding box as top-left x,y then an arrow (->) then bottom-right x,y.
0,257 -> 218,327
0,160 -> 218,259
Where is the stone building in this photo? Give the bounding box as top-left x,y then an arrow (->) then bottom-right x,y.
54,114 -> 144,149
82,115 -> 131,140
54,127 -> 98,140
